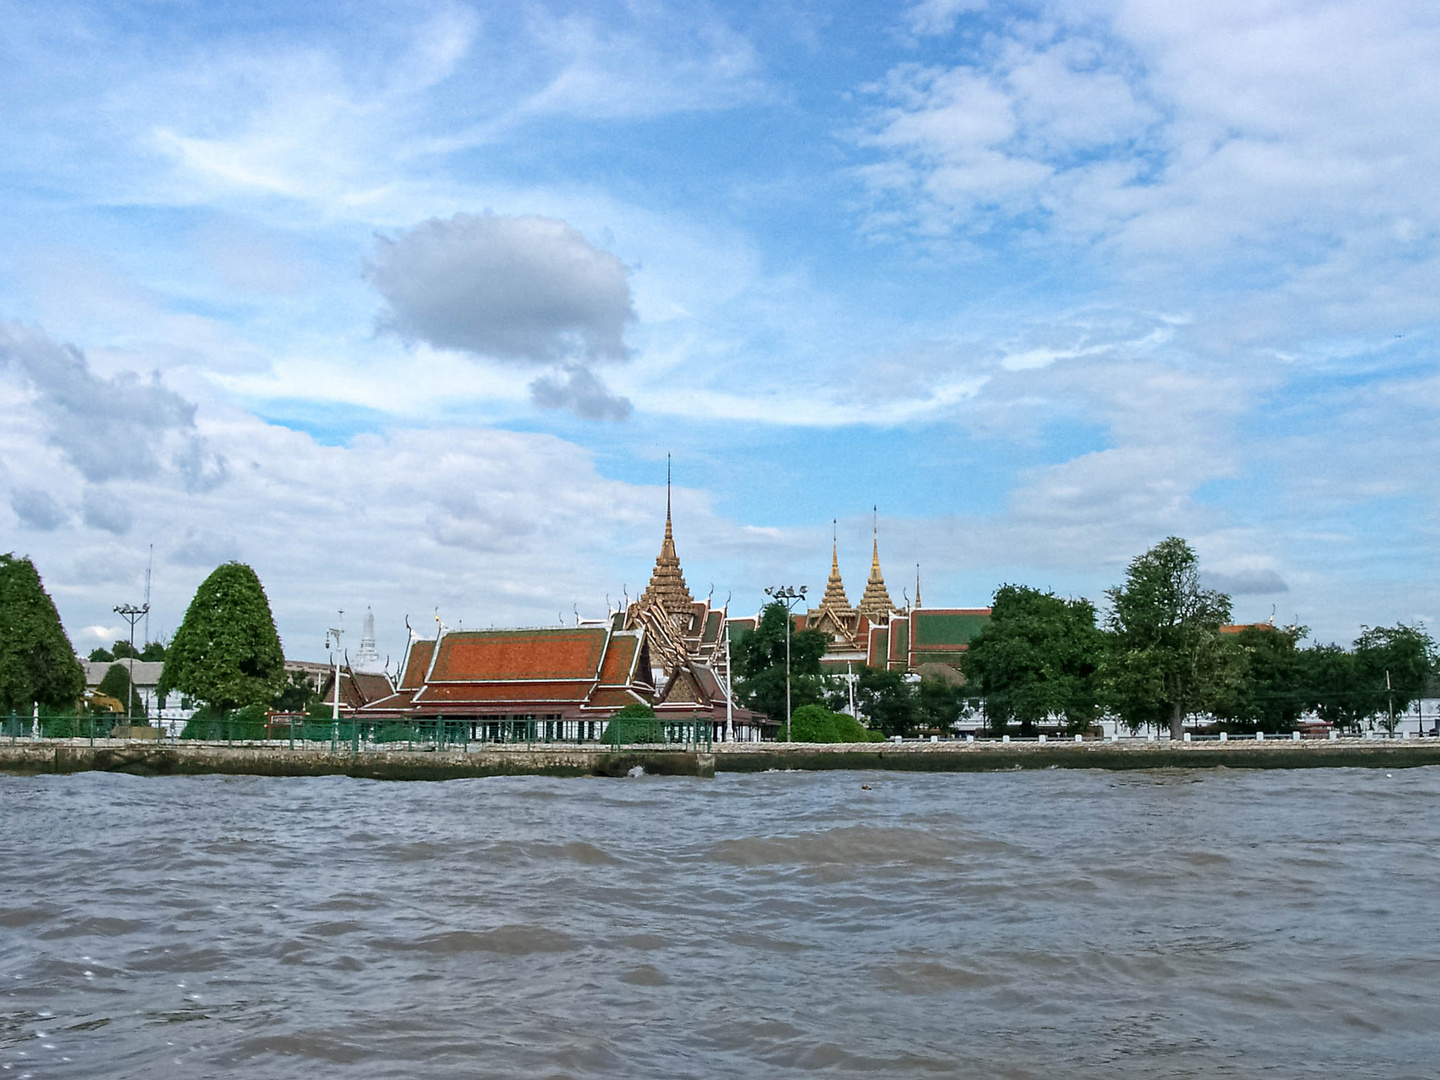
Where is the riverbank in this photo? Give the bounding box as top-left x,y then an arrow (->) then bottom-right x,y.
2,736 -> 1439,780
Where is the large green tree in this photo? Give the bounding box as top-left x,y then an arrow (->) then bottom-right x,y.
1214,624 -> 1307,734
1298,643 -> 1368,731
1354,624 -> 1436,732
733,601 -> 829,735
0,553 -> 85,714
1101,537 -> 1239,740
159,563 -> 285,711
962,584 -> 1105,735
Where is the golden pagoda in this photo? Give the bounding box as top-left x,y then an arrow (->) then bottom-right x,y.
633,463 -> 695,620
856,513 -> 894,625
807,521 -> 858,642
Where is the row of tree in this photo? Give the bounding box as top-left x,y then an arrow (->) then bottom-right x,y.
965,538 -> 1435,737
732,538 -> 1437,739
0,555 -> 296,719
89,639 -> 166,662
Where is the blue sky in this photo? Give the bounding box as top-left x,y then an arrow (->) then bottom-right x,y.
1,0 -> 1437,666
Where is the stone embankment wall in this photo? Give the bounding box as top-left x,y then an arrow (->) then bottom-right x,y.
2,737 -> 1439,781
0,742 -> 715,780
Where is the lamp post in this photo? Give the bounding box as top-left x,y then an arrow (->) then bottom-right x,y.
764,585 -> 807,742
113,603 -> 148,721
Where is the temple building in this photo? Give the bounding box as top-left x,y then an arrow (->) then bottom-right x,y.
356,472 -> 769,742
804,520 -> 900,673
800,519 -> 992,679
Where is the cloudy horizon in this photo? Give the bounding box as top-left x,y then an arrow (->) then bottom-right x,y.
2,0 -> 1436,666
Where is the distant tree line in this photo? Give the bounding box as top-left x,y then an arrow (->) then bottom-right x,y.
734,537 -> 1437,740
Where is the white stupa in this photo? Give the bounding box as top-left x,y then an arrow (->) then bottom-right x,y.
352,607 -> 383,673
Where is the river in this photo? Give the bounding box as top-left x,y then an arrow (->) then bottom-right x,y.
2,767 -> 1437,1077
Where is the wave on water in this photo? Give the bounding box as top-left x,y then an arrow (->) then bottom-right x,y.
3,767 -> 1440,1078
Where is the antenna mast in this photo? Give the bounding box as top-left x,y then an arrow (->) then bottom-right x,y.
143,544 -> 153,645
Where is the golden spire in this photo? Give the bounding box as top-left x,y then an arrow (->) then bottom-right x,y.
818,519 -> 854,615
857,507 -> 894,621
915,563 -> 922,609
636,455 -> 694,619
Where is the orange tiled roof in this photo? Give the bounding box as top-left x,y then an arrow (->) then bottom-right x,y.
597,633 -> 640,685
414,681 -> 595,704
400,640 -> 435,689
428,628 -> 608,682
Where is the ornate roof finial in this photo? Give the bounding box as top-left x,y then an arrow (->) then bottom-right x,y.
915,563 -> 922,609
666,452 -> 672,522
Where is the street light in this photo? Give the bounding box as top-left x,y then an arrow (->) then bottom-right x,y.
764,585 -> 807,742
113,603 -> 148,722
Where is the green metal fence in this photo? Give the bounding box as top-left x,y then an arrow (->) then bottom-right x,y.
2,712 -> 714,751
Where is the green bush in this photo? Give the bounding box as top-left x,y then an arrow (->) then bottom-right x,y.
788,704 -> 884,743
181,703 -> 267,741
603,702 -> 665,744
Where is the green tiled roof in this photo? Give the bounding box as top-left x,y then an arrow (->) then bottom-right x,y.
912,611 -> 990,647
890,618 -> 909,659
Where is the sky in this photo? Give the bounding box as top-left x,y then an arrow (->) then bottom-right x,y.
1,0 -> 1437,669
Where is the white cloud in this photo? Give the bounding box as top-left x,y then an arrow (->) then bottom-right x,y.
365,211 -> 636,420
366,212 -> 633,363
0,320 -> 225,486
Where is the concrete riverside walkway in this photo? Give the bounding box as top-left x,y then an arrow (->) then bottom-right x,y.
2,735 -> 1440,780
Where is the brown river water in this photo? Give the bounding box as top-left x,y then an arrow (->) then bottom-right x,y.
2,766 -> 1438,1078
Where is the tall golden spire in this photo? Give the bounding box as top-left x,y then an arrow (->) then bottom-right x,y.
818,519 -> 854,615
857,507 -> 894,621
636,455 -> 694,618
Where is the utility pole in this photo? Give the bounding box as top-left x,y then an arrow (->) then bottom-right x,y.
114,602 -> 148,718
1386,668 -> 1394,734
765,585 -> 807,742
723,616 -> 734,743
143,544 -> 153,648
327,615 -> 344,722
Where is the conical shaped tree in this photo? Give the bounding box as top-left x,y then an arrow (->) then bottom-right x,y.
159,563 -> 285,711
0,553 -> 85,714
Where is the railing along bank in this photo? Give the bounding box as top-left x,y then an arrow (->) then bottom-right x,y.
2,713 -> 715,751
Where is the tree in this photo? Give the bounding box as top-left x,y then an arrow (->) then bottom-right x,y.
1298,643 -> 1368,731
88,647 -> 114,662
1354,624 -> 1436,732
962,584 -> 1104,735
97,662 -> 145,718
1214,625 -> 1307,734
732,601 -> 829,730
139,640 -> 167,662
110,639 -> 141,660
0,553 -> 85,715
159,563 -> 285,712
856,666 -> 917,737
915,675 -> 966,734
272,669 -> 321,713
1101,537 -> 1239,740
